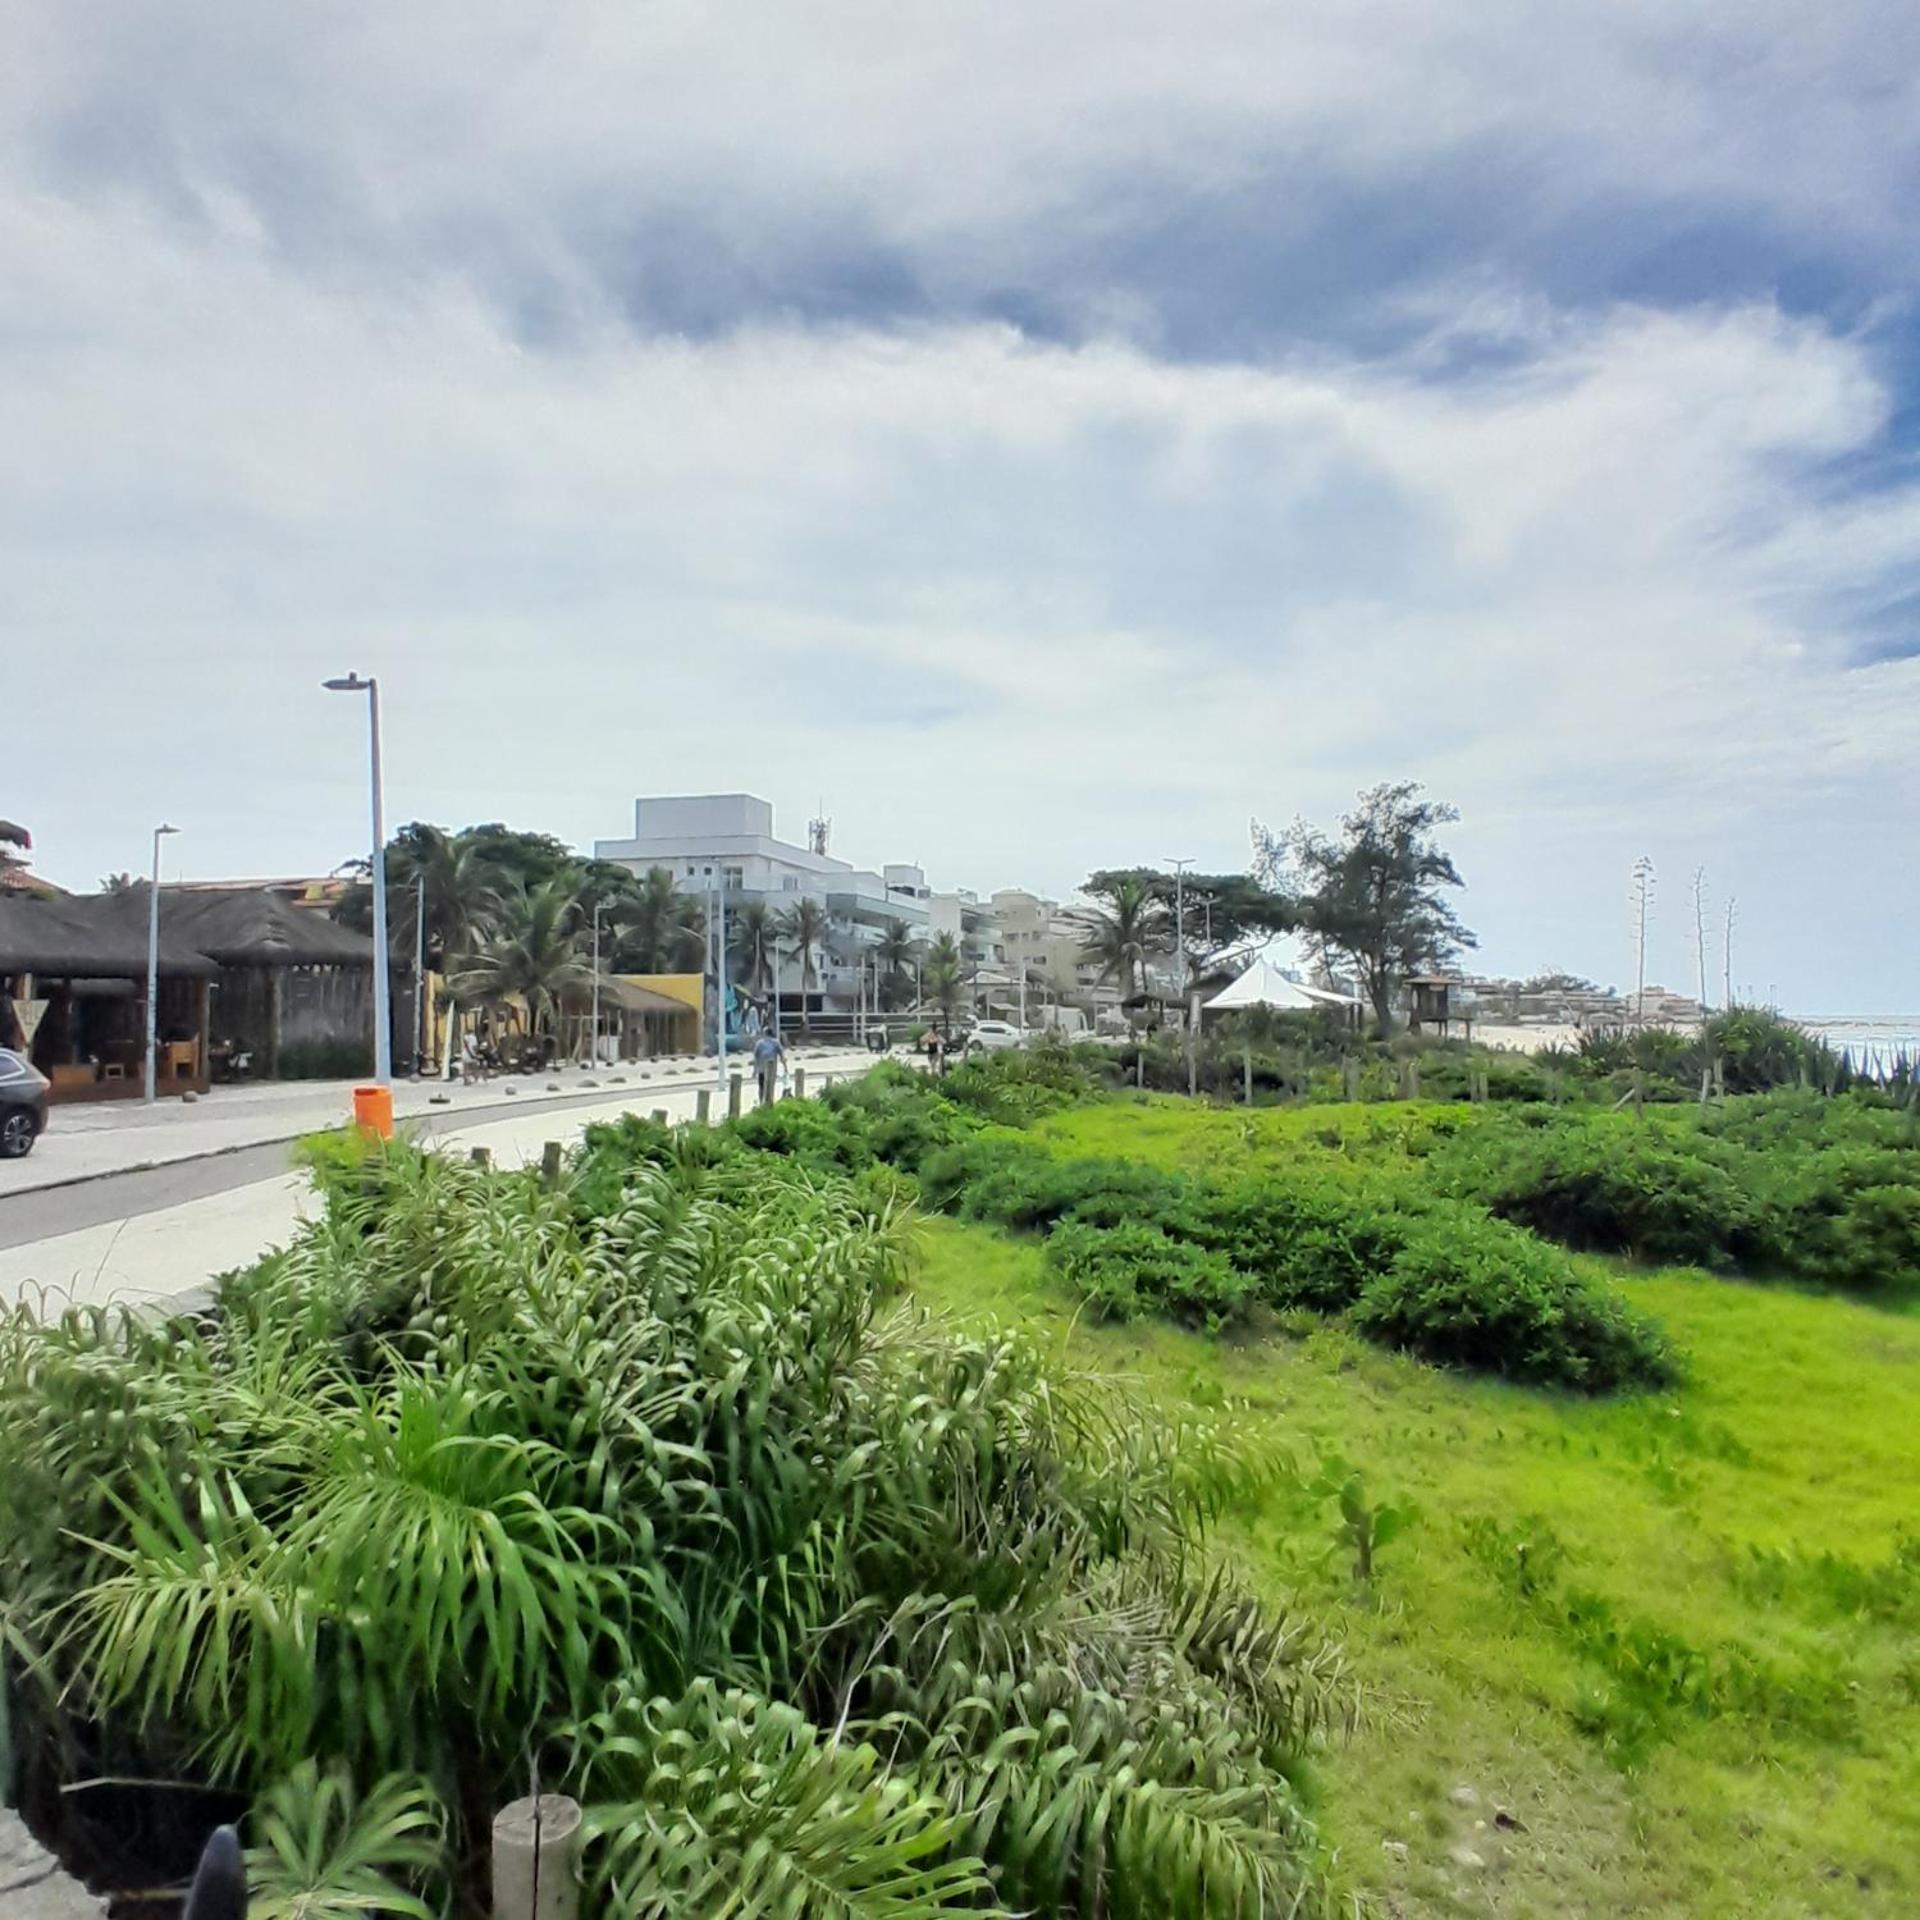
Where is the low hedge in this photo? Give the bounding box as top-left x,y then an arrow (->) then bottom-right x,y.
1352,1211 -> 1679,1393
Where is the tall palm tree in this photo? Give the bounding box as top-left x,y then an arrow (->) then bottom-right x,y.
450,878 -> 593,1045
776,898 -> 830,1034
874,918 -> 920,1012
923,930 -> 965,1033
1072,875 -> 1168,1006
730,901 -> 779,998
614,867 -> 707,974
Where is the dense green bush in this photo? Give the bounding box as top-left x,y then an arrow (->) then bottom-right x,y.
1353,1211 -> 1680,1392
1045,1219 -> 1256,1326
1447,1120 -> 1766,1268
1441,1100 -> 1920,1297
0,1139 -> 1345,1917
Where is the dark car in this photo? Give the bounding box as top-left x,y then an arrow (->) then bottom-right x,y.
0,1048 -> 49,1157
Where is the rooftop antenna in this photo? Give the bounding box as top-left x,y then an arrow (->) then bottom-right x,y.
808,803 -> 831,858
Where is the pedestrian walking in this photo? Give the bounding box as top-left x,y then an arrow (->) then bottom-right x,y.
752,1026 -> 787,1106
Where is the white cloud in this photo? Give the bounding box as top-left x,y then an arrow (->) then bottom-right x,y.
4,5 -> 1918,1004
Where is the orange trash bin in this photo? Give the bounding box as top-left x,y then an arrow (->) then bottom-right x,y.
352,1084 -> 394,1140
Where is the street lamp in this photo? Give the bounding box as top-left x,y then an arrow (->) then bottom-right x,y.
590,899 -> 607,1069
1166,856 -> 1196,1098
324,673 -> 391,1084
144,823 -> 179,1103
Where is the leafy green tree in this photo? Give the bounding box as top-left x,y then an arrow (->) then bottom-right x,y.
923,930 -> 965,1031
875,918 -> 920,1012
777,898 -> 830,1033
450,878 -> 593,1043
730,901 -> 780,997
1072,875 -> 1168,1006
1279,781 -> 1475,1037
1086,868 -> 1293,957
378,824 -> 507,970
613,867 -> 706,974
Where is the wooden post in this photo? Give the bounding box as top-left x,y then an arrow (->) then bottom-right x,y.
1342,1058 -> 1359,1102
728,1072 -> 743,1120
695,1088 -> 711,1126
1242,1045 -> 1253,1106
469,1146 -> 491,1169
1409,1056 -> 1420,1099
540,1140 -> 563,1186
794,1067 -> 807,1101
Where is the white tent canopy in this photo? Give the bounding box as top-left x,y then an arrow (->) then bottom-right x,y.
1204,954 -> 1322,1013
1204,947 -> 1364,1014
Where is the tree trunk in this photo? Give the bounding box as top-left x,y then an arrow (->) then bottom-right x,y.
1369,975 -> 1392,1040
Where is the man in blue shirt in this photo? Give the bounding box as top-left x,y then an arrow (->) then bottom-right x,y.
752,1027 -> 787,1106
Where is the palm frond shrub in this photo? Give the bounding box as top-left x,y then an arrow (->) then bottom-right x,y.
246,1761 -> 443,1920
2,1137 -> 1345,1915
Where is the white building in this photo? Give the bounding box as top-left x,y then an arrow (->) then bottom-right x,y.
595,794 -> 929,1016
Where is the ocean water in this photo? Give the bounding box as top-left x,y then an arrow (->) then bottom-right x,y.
1792,1015 -> 1920,1066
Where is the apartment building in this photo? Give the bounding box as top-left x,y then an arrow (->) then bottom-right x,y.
594,794 -> 928,1015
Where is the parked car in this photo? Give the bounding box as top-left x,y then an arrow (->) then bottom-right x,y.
964,1020 -> 1026,1054
0,1049 -> 50,1157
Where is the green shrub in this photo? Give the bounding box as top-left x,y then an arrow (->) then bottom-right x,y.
1191,1180 -> 1411,1312
1351,1211 -> 1679,1392
1045,1220 -> 1256,1327
1450,1121 -> 1765,1268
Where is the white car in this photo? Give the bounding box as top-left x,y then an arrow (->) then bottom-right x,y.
964,1020 -> 1027,1053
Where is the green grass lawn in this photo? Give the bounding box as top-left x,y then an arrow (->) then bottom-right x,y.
907,1101 -> 1920,1918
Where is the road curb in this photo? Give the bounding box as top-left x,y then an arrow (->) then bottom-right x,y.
0,1055 -> 881,1203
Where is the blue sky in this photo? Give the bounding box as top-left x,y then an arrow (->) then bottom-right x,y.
7,2 -> 1918,1006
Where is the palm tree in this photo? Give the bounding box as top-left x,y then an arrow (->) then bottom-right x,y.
614,867 -> 706,974
1072,875 -> 1168,1008
99,872 -> 139,894
450,878 -> 593,1048
777,898 -> 830,1034
923,931 -> 965,1033
874,918 -> 920,1012
729,901 -> 779,998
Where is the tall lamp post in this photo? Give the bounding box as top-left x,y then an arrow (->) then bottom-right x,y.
1166,856 -> 1195,1098
144,822 -> 180,1103
324,674 -> 391,1084
589,899 -> 607,1068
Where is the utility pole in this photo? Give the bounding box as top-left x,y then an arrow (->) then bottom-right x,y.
1166,857 -> 1194,1096
415,871 -> 428,1073
323,673 -> 391,1084
589,900 -> 606,1068
1630,856 -> 1654,1028
713,874 -> 729,1093
1691,867 -> 1709,1012
144,823 -> 179,1103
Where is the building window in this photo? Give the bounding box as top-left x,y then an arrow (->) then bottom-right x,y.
782,876 -> 799,891
722,865 -> 744,890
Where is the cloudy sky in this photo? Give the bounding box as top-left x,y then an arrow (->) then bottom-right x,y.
8,3 -> 1918,1007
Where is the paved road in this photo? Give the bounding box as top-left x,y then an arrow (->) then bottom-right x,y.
0,1083 -> 723,1249
0,1052 -> 881,1313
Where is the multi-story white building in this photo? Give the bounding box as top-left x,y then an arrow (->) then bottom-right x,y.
992,888 -> 1120,1010
595,794 -> 929,1016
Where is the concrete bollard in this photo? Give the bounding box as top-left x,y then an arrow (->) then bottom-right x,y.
728,1072 -> 743,1120
695,1089 -> 711,1126
540,1141 -> 563,1187
793,1067 -> 806,1101
492,1793 -> 581,1920
470,1146 -> 492,1169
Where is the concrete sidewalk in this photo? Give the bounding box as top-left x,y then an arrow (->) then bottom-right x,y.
0,1053 -> 879,1313
1,1049 -> 878,1196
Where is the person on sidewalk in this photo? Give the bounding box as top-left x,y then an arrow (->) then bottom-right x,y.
752,1027 -> 787,1106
